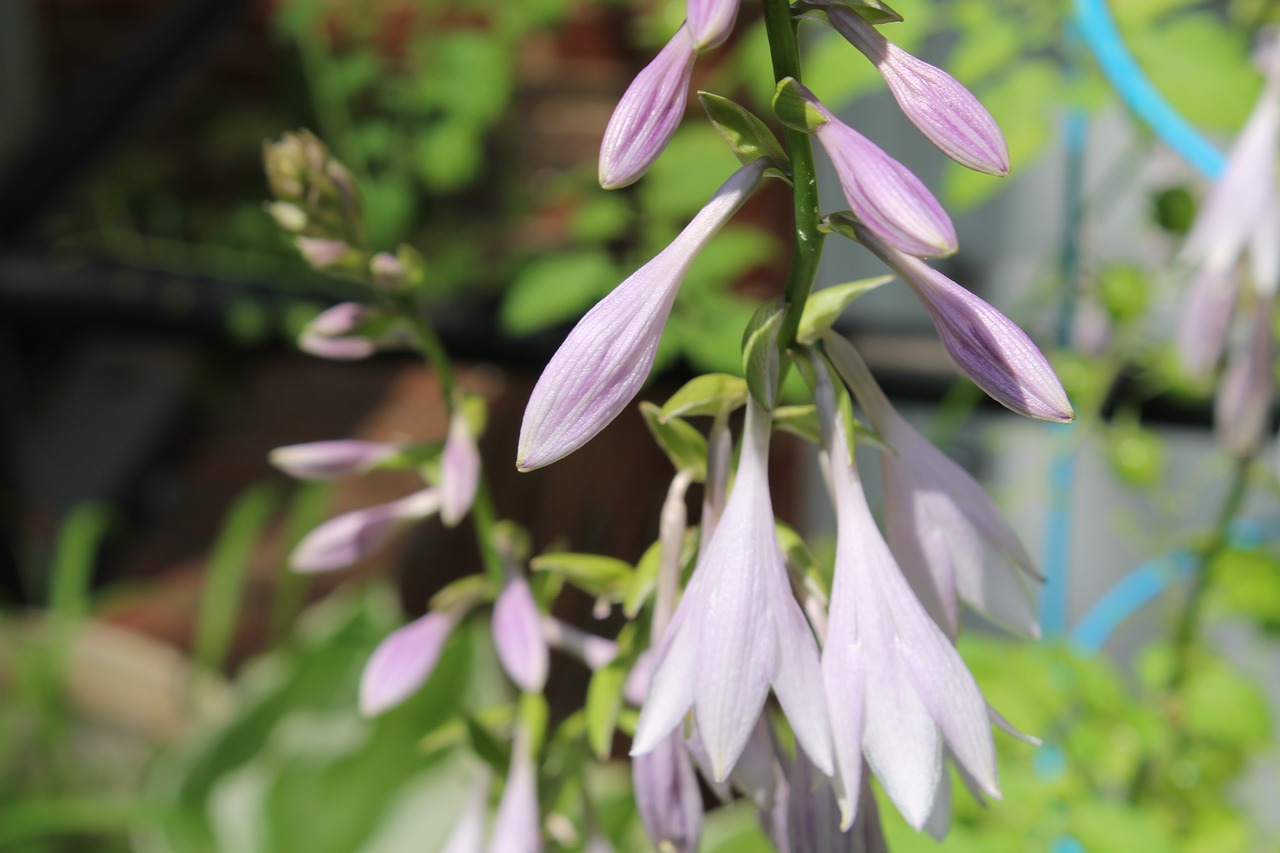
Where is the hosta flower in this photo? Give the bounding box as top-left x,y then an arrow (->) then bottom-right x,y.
1215,294 -> 1275,457
827,7 -> 1008,176
269,439 -> 399,480
788,751 -> 886,853
442,766 -> 491,853
853,221 -> 1074,423
599,26 -> 697,189
441,408 -> 481,526
518,159 -> 766,470
687,0 -> 739,51
298,302 -> 377,360
633,731 -> 703,853
793,82 -> 956,257
825,335 -> 1040,638
360,609 -> 457,716
811,356 -> 999,829
489,725 -> 541,853
631,397 -> 832,781
493,576 -> 550,693
290,488 -> 442,572
1177,259 -> 1239,380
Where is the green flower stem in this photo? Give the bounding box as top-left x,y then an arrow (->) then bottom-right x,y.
761,0 -> 826,358
394,293 -> 506,586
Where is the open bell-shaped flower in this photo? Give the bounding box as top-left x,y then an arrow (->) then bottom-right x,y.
599,26 -> 697,189
824,335 -> 1041,638
630,397 -> 833,781
811,356 -> 999,830
633,731 -> 704,853
517,159 -> 766,470
828,8 -> 1008,176
289,487 -> 442,573
359,609 -> 457,716
852,221 -> 1074,423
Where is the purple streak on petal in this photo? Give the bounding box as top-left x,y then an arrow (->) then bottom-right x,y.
359,609 -> 456,716
599,27 -> 697,189
289,488 -> 442,573
488,727 -> 541,853
441,409 -> 481,527
1215,295 -> 1275,457
269,439 -> 398,481
442,766 -> 491,853
687,0 -> 739,51
829,8 -> 1009,176
633,731 -> 704,853
493,576 -> 550,693
518,160 -> 765,470
853,227 -> 1073,422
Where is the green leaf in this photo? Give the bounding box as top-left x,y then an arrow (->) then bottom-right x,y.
772,78 -> 828,134
661,373 -> 749,421
585,663 -> 628,759
776,522 -> 825,591
500,251 -> 616,336
698,92 -> 788,170
1207,547 -> 1280,628
570,194 -> 634,243
529,553 -> 634,597
519,692 -> 550,756
464,714 -> 511,772
771,405 -> 822,444
640,403 -> 709,479
741,299 -> 786,408
428,574 -> 493,613
1180,660 -> 1272,747
796,275 -> 894,343
623,541 -> 663,618
413,118 -> 484,192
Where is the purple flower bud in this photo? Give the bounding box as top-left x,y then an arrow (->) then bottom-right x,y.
489,726 -> 541,853
442,767 -> 491,853
687,0 -> 739,51
1178,260 -> 1239,380
298,302 -> 377,361
853,223 -> 1073,422
599,26 -> 697,189
788,750 -> 885,853
518,160 -> 765,470
1215,295 -> 1275,457
799,83 -> 957,257
359,610 -> 457,716
441,409 -> 481,527
289,488 -> 442,573
295,236 -> 351,269
633,731 -> 704,853
269,439 -> 399,480
540,616 -> 618,670
493,576 -> 550,693
828,8 -> 1009,176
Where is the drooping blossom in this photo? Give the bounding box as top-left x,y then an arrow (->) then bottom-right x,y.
687,0 -> 739,51
518,159 -> 766,470
852,221 -> 1074,423
790,81 -> 956,257
493,576 -> 550,693
1215,294 -> 1276,457
631,397 -> 833,781
441,408 -> 481,527
633,731 -> 704,853
290,488 -> 442,572
1178,259 -> 1240,380
810,354 -> 999,830
488,725 -> 541,853
827,7 -> 1008,176
360,609 -> 457,716
269,439 -> 399,480
539,615 -> 618,670
298,302 -> 377,360
599,26 -> 698,189
295,236 -> 351,269
787,750 -> 887,853
824,335 -> 1040,638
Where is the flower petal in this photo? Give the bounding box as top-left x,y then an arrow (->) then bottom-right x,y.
633,731 -> 703,853
359,610 -> 456,716
492,577 -> 550,693
290,488 -> 441,573
441,408 -> 481,526
269,439 -> 398,480
687,0 -> 739,51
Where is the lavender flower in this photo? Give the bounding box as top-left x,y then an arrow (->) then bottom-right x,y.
359,609 -> 457,716
599,26 -> 697,189
489,725 -> 541,853
298,302 -> 377,360
493,576 -> 550,693
853,222 -> 1074,422
518,160 -> 766,470
687,0 -> 739,51
441,409 -> 481,527
788,751 -> 886,853
790,81 -> 956,257
631,397 -> 833,781
1215,295 -> 1276,457
1177,259 -> 1239,380
295,236 -> 351,269
290,488 -> 442,573
269,439 -> 399,480
825,335 -> 1040,638
633,731 -> 704,853
812,357 -> 999,829
828,8 -> 1009,176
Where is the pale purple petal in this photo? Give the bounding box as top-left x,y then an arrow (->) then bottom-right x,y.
631,603 -> 698,755
923,767 -> 953,841
488,727 -> 541,853
289,488 -> 442,573
853,224 -> 1073,422
539,616 -> 618,670
298,302 -> 376,361
829,8 -> 1008,176
799,83 -> 956,257
624,650 -> 653,706
599,27 -> 697,189
1215,296 -> 1275,457
360,610 -> 457,716
767,566 -> 835,776
441,409 -> 481,527
633,731 -> 704,853
269,439 -> 398,480
518,160 -> 765,470
442,766 -> 491,853
493,576 -> 550,693
1250,196 -> 1280,298
1178,260 -> 1239,380
295,236 -> 350,268
687,0 -> 739,51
